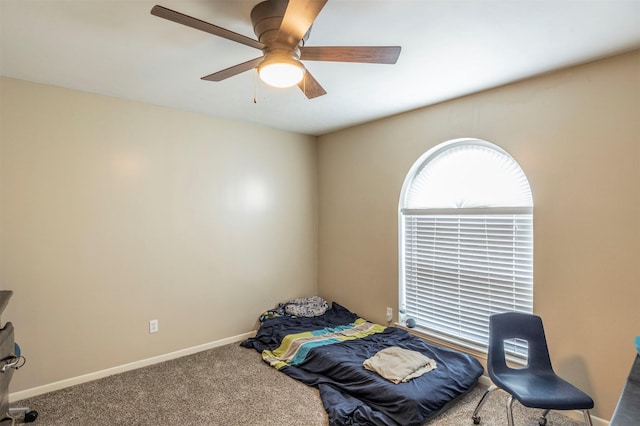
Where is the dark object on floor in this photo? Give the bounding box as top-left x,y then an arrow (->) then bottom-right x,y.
471,312 -> 593,426
610,352 -> 640,425
8,404 -> 38,423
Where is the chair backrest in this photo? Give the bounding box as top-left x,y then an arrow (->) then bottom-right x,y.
488,312 -> 554,377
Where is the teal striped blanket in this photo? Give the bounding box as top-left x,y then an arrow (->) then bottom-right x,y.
262,318 -> 386,369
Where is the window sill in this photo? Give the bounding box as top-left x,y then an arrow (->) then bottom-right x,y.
394,323 -> 489,362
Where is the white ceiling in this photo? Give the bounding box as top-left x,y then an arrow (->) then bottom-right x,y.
1,0 -> 639,136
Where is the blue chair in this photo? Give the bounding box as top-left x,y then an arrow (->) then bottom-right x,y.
471,312 -> 594,426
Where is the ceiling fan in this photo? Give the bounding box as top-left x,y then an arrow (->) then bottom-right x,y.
150,0 -> 401,99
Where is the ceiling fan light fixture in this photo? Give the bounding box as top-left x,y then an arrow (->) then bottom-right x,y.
151,1 -> 400,99
258,52 -> 304,88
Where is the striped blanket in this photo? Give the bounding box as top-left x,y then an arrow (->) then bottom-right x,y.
262,318 -> 386,369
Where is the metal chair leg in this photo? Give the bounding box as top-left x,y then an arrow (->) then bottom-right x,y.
506,395 -> 515,426
539,408 -> 551,425
583,409 -> 593,426
471,384 -> 497,424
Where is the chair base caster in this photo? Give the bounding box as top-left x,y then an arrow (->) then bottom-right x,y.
24,410 -> 38,423
6,408 -> 38,424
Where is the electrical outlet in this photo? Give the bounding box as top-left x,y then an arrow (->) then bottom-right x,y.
386,307 -> 393,322
149,319 -> 159,333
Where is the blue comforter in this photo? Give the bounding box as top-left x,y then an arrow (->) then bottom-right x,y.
241,303 -> 483,426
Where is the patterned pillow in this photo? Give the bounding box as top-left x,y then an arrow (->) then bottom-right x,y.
283,296 -> 329,317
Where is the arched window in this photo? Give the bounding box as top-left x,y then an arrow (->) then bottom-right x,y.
399,138 -> 533,358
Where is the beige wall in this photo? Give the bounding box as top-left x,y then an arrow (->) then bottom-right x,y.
0,77 -> 318,392
317,50 -> 640,420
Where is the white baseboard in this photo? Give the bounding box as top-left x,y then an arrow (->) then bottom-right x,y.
9,331 -> 256,403
478,375 -> 609,426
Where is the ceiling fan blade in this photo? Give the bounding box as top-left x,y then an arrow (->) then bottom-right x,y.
300,46 -> 401,64
298,69 -> 327,99
151,5 -> 265,51
276,0 -> 328,47
201,57 -> 264,82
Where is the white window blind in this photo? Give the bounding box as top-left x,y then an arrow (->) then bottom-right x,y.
399,139 -> 533,359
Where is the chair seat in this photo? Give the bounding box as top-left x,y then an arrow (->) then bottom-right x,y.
492,372 -> 594,410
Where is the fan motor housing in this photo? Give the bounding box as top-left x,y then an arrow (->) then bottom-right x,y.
251,0 -> 310,45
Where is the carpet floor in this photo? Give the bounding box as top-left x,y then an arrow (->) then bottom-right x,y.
11,343 -> 584,425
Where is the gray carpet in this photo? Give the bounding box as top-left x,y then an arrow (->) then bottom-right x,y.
12,343 -> 584,425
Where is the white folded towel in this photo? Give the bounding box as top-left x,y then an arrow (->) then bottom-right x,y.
363,346 -> 437,384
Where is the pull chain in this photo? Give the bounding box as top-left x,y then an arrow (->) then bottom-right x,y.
253,69 -> 258,104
